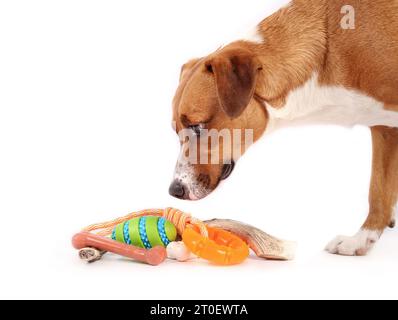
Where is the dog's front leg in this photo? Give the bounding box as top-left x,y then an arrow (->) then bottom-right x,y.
326,126 -> 398,256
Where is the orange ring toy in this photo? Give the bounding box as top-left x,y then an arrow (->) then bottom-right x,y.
182,226 -> 249,265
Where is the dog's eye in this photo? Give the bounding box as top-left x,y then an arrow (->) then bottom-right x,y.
189,124 -> 204,136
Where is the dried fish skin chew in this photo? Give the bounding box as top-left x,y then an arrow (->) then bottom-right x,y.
205,219 -> 296,261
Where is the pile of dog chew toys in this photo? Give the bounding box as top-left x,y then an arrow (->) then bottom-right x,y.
72,208 -> 296,266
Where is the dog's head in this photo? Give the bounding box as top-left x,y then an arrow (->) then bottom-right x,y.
170,42 -> 268,200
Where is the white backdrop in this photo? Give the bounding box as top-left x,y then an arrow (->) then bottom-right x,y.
0,0 -> 397,300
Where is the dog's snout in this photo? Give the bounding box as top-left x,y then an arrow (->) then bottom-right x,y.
221,161 -> 235,181
169,180 -> 188,199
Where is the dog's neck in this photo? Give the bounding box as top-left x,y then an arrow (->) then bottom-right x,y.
252,0 -> 328,107
227,1 -> 398,131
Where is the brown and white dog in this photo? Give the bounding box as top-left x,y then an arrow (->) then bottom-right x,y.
169,0 -> 398,256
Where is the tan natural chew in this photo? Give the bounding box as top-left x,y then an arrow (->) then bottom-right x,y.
206,219 -> 296,261
78,248 -> 106,263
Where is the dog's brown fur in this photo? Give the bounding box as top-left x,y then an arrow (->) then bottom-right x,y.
171,0 -> 398,254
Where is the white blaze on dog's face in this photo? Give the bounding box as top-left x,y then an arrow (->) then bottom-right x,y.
169,43 -> 268,200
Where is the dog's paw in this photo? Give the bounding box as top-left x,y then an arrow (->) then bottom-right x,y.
325,229 -> 380,256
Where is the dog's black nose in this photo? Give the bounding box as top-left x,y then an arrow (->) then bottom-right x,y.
169,181 -> 187,199
221,161 -> 235,180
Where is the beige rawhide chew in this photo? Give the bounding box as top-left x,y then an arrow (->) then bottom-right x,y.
166,241 -> 197,262
205,219 -> 297,261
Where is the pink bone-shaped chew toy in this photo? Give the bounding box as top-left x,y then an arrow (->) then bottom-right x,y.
72,232 -> 167,266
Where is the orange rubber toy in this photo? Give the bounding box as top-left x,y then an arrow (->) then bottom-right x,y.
182,226 -> 249,265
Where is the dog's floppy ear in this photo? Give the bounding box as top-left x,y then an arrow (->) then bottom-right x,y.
206,51 -> 261,118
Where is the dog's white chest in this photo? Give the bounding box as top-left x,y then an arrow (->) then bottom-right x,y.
266,74 -> 398,131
